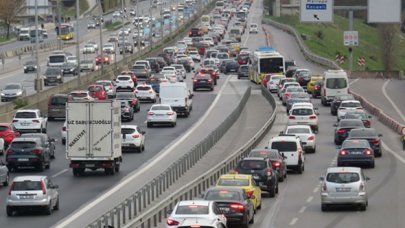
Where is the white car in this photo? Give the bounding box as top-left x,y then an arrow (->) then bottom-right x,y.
66,56 -> 78,65
171,64 -> 187,79
147,104 -> 177,128
188,51 -> 201,62
82,44 -> 96,54
182,37 -> 193,46
87,41 -> 99,51
115,75 -> 135,90
121,125 -> 145,152
166,200 -> 227,228
249,23 -> 259,33
61,121 -> 66,145
288,103 -> 319,133
337,100 -> 362,121
267,135 -> 305,173
320,167 -> 369,211
161,66 -> 177,75
267,75 -> 286,93
12,109 -> 47,133
164,73 -> 180,83
0,137 -> 4,155
102,43 -> 115,53
203,37 -> 215,46
285,125 -> 316,153
135,84 -> 157,102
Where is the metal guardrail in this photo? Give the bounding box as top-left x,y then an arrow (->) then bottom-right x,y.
87,84 -> 252,228
120,86 -> 277,228
261,18 -> 341,70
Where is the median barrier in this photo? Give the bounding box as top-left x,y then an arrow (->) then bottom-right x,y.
115,85 -> 277,228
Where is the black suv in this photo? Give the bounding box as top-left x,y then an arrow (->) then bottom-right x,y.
145,58 -> 161,73
18,133 -> 56,159
44,67 -> 64,86
235,157 -> 279,197
348,128 -> 383,157
5,137 -> 51,172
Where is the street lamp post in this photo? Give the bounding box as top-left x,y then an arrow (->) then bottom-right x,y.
136,0 -> 141,52
98,0 -> 104,74
76,0 -> 81,86
34,0 -> 42,93
121,0 -> 127,68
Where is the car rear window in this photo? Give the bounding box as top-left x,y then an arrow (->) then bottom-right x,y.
271,141 -> 297,152
116,93 -> 133,99
15,112 -> 36,118
341,102 -> 361,107
217,179 -> 249,187
11,141 -> 37,149
205,190 -> 241,201
12,181 -> 42,191
286,128 -> 310,134
50,96 -> 67,106
137,86 -> 151,91
121,128 -> 136,134
88,86 -> 102,92
151,106 -> 170,111
175,205 -> 209,215
339,120 -> 364,127
239,160 -> 267,170
349,130 -> 377,138
0,126 -> 9,132
291,108 -> 313,116
326,172 -> 360,183
118,76 -> 131,81
342,140 -> 369,148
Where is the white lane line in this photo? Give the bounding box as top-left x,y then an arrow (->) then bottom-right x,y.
52,169 -> 68,178
313,186 -> 319,193
56,76 -> 233,227
306,196 -> 313,203
349,78 -> 360,85
289,217 -> 298,226
299,206 -> 306,213
382,80 -> 405,123
382,141 -> 405,164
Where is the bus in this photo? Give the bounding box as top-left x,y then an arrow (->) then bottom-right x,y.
47,51 -> 70,67
249,46 -> 285,84
57,23 -> 74,40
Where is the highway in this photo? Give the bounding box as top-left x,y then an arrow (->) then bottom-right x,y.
0,0 -> 185,104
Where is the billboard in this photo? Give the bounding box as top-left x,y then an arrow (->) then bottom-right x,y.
368,0 -> 401,23
26,0 -> 50,16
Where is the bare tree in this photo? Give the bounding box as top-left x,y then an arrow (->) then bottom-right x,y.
378,24 -> 399,71
0,0 -> 25,39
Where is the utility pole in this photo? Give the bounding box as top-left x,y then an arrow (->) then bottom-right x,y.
121,0 -> 127,68
98,0 -> 104,74
34,0 -> 42,93
76,0 -> 81,86
136,0 -> 141,52
57,0 -> 62,50
348,10 -> 353,72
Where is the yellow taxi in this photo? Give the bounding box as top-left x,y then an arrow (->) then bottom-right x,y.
186,47 -> 198,55
216,174 -> 262,211
307,75 -> 323,94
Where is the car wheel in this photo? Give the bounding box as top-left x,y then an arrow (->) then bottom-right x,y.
37,163 -> 44,172
359,203 -> 367,211
45,161 -> 50,169
268,184 -> 276,198
3,173 -> 9,186
54,197 -> 60,210
321,204 -> 328,212
62,139 -> 66,145
172,122 -> 176,127
147,122 -> 153,128
6,207 -> 13,216
297,165 -> 303,174
44,203 -> 52,215
370,162 -> 375,168
249,213 -> 254,224
278,174 -> 284,182
115,164 -> 120,172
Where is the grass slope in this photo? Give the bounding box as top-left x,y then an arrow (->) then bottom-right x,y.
268,14 -> 405,71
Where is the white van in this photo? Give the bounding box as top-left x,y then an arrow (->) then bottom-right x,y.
159,82 -> 193,117
267,135 -> 305,174
321,70 -> 349,106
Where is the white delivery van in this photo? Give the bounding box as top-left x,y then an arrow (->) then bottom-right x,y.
66,100 -> 122,176
159,82 -> 193,117
321,70 -> 349,106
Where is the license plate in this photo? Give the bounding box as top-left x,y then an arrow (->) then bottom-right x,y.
85,164 -> 95,168
20,195 -> 34,199
122,143 -> 130,147
253,175 -> 260,179
155,114 -> 164,116
21,122 -> 30,126
350,151 -> 362,155
220,207 -> 230,213
336,187 -> 351,192
18,158 -> 29,162
297,122 -> 307,125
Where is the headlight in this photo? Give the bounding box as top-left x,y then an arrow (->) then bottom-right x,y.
24,66 -> 27,69
57,75 -> 61,79
70,68 -> 75,71
0,93 -> 4,96
16,91 -> 22,95
34,66 -> 37,68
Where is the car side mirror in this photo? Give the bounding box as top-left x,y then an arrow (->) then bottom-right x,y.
319,177 -> 324,181
378,133 -> 383,137
166,209 -> 173,215
264,146 -> 268,149
333,123 -> 338,127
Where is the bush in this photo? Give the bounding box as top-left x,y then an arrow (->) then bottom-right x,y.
13,98 -> 28,109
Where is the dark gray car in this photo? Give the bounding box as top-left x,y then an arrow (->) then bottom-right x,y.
132,64 -> 150,80
23,61 -> 37,73
43,67 -> 63,86
18,133 -> 56,159
61,63 -> 79,76
1,83 -> 26,102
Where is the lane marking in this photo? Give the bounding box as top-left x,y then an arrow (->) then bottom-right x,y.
313,186 -> 319,193
56,76 -> 233,227
306,196 -> 313,203
382,80 -> 405,123
299,206 -> 306,213
349,78 -> 359,85
52,169 -> 68,178
289,217 -> 298,226
382,141 -> 405,164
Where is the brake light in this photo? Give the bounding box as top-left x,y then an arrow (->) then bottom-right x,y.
337,129 -> 346,134
272,161 -> 281,167
339,150 -> 348,155
230,203 -> 245,212
149,90 -> 153,93
208,79 -> 212,82
309,115 -> 317,119
104,57 -> 108,61
284,93 -> 290,97
356,107 -> 363,110
12,120 -> 18,123
167,218 -> 179,226
147,112 -> 154,115
307,136 -> 315,140
289,116 -> 295,119
32,149 -> 43,154
246,190 -> 254,198
339,107 -> 346,110
167,112 -> 174,115
6,149 -> 12,155
40,181 -> 46,195
321,182 -> 327,192
370,139 -> 380,144
363,149 -> 372,155
8,182 -> 15,195
266,168 -> 273,176
278,84 -> 282,88
359,182 -> 365,191
132,134 -> 140,138
363,120 -> 370,127
193,79 -> 198,82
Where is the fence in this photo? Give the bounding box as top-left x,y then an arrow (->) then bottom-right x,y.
86,84 -> 254,228
118,86 -> 277,228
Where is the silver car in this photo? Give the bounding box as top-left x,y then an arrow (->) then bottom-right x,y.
7,175 -> 59,216
0,161 -> 9,186
147,104 -> 177,128
320,167 -> 369,211
1,83 -> 26,102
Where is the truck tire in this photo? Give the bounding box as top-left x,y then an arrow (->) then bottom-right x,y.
73,168 -> 85,177
115,164 -> 120,172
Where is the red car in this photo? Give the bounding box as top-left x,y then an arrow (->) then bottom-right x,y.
198,66 -> 219,85
261,74 -> 272,88
95,55 -> 110,65
120,70 -> 138,86
237,53 -> 250,65
0,123 -> 20,147
88,84 -> 107,100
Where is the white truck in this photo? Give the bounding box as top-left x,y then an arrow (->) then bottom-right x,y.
159,82 -> 193,117
66,100 -> 122,176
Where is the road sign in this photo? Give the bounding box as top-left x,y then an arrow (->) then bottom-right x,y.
335,54 -> 345,64
357,57 -> 366,66
368,0 -> 401,23
300,0 -> 334,23
344,31 -> 359,46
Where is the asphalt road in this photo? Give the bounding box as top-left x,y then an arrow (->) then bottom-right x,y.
0,0 -> 188,104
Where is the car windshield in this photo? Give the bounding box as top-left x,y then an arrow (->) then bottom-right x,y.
11,141 -> 36,149
15,112 -> 36,118
239,160 -> 266,170
217,179 -> 249,186
12,181 -> 42,191
326,78 -> 347,89
175,205 -> 209,215
205,190 -> 241,201
287,128 -> 311,134
271,141 -> 297,152
326,172 -> 360,183
5,84 -> 21,90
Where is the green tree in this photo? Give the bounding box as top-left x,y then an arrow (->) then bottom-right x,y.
0,0 -> 25,39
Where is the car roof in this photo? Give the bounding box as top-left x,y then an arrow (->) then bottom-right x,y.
286,125 -> 312,130
12,175 -> 46,182
121,125 -> 138,129
270,135 -> 299,141
341,100 -> 360,103
326,167 -> 361,173
206,186 -> 245,193
241,157 -> 266,161
11,137 -> 41,143
15,109 -> 39,113
219,174 -> 251,180
178,200 -> 210,206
